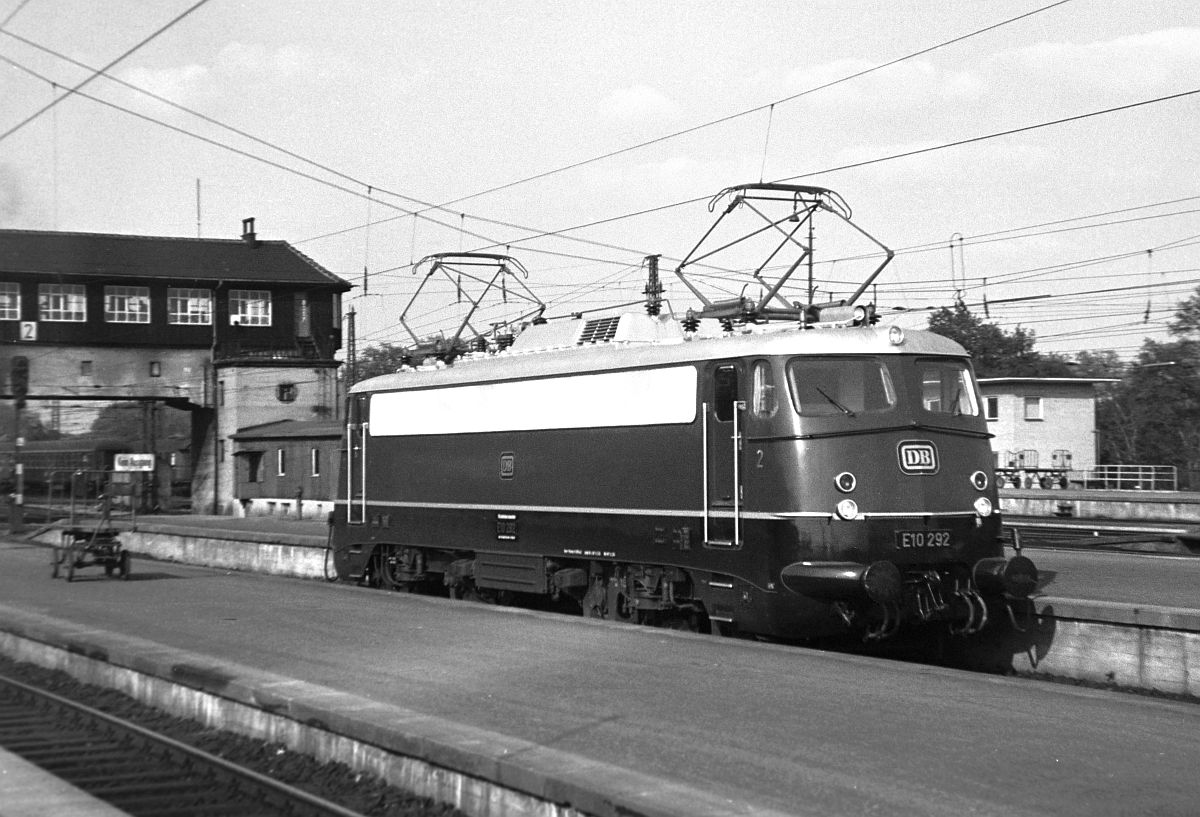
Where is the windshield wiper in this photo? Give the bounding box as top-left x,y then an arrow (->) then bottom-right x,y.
815,387 -> 855,416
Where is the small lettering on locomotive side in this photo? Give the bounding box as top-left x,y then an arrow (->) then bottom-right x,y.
499,452 -> 515,479
496,512 -> 517,540
562,548 -> 616,558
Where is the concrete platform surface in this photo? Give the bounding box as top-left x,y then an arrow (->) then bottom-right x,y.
0,539 -> 1197,817
0,748 -> 128,817
116,513 -> 1200,612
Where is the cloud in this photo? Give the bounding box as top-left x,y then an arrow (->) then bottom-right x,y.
119,63 -> 211,107
1001,27 -> 1200,97
598,84 -> 681,122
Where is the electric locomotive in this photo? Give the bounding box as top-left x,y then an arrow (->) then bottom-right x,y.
329,184 -> 1036,641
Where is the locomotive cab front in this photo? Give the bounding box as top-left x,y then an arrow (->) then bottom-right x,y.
746,327 -> 1035,638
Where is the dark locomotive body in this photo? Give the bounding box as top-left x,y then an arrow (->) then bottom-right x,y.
330,313 -> 1034,641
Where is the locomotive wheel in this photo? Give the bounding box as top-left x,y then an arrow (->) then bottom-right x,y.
65,546 -> 76,582
105,561 -> 115,577
118,550 -> 131,580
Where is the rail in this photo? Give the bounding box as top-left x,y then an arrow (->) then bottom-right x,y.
0,669 -> 369,817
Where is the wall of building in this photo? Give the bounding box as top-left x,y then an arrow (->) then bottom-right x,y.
984,382 -> 1099,472
0,346 -> 212,408
233,435 -> 341,520
192,365 -> 340,515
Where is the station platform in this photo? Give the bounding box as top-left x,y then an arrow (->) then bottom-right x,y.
0,535 -> 1197,817
0,747 -> 127,817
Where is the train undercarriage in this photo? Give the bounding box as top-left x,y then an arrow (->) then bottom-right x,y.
352,542 -> 1035,642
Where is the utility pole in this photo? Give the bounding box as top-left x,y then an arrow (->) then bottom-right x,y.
9,356 -> 29,534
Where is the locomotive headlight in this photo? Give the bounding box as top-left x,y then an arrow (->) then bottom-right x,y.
888,325 -> 905,345
835,498 -> 859,520
835,471 -> 857,493
973,497 -> 993,517
970,470 -> 989,490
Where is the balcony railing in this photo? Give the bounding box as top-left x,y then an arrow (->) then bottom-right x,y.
215,335 -> 330,363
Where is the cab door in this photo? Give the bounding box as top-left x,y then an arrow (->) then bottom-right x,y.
705,362 -> 744,545
346,394 -> 367,524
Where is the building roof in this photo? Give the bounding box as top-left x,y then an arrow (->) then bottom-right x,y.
978,377 -> 1120,386
0,227 -> 351,290
231,420 -> 344,442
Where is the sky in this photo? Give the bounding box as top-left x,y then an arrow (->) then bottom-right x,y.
1,0 -> 1198,362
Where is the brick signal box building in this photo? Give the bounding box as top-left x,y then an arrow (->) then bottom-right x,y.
0,219 -> 351,514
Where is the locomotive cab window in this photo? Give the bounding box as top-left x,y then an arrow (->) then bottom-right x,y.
787,357 -> 895,416
751,360 -> 778,418
917,358 -> 980,417
713,365 -> 740,422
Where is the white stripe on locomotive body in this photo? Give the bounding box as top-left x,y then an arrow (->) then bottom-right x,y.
332,497 -> 980,521
349,323 -> 970,399
370,365 -> 697,436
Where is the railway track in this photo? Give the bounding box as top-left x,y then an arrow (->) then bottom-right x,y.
0,669 -> 373,817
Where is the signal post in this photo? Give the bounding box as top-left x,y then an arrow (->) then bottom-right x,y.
8,355 -> 28,534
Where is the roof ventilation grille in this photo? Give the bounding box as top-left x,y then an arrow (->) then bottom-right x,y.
577,316 -> 621,345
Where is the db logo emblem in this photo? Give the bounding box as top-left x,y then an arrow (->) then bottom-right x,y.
897,441 -> 939,474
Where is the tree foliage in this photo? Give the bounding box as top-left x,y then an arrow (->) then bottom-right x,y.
88,402 -> 191,443
926,302 -> 1075,377
1094,291 -> 1200,483
0,404 -> 58,442
350,342 -> 411,386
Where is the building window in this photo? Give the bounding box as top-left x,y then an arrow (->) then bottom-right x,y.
104,285 -> 150,323
168,288 -> 212,324
310,447 -> 321,477
0,283 -> 19,320
149,361 -> 161,378
80,360 -> 93,377
985,396 -> 999,421
277,448 -> 287,476
218,380 -> 225,406
277,382 -> 297,403
230,289 -> 272,326
1024,396 -> 1043,421
38,284 -> 86,322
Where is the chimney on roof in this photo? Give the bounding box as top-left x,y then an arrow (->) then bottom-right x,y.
241,217 -> 257,245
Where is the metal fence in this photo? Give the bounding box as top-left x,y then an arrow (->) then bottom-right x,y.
1074,465 -> 1178,491
25,469 -> 141,527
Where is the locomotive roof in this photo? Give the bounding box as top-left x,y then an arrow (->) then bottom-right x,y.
351,315 -> 969,394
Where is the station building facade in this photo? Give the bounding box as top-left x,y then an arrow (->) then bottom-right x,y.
0,219 -> 351,514
978,376 -> 1117,484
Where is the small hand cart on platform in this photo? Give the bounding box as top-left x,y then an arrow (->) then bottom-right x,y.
52,525 -> 129,581
51,480 -> 131,582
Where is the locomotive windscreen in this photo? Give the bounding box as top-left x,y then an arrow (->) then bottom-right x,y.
787,356 -> 897,416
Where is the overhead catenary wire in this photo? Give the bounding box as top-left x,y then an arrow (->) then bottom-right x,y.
2,1 -> 1191,362
0,0 -> 212,144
